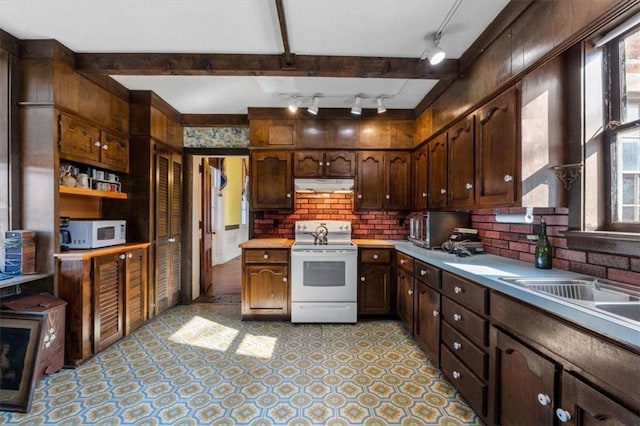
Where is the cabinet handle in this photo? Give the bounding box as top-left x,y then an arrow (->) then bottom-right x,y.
360,276 -> 365,282
94,140 -> 101,147
453,342 -> 462,350
452,371 -> 461,379
408,289 -> 413,296
357,194 -> 363,199
102,143 -> 109,150
422,192 -> 427,198
373,254 -> 379,260
454,286 -> 462,294
432,310 -> 439,317
556,408 -> 572,423
118,254 -> 126,260
537,393 -> 551,406
453,313 -> 462,321
440,188 -> 446,194
420,269 -> 427,276
127,253 -> 133,258
318,161 -> 324,166
282,277 -> 287,283
168,237 -> 176,242
385,194 -> 390,199
286,193 -> 291,198
504,174 -> 513,183
263,253 -> 269,259
465,183 -> 473,190
400,259 -> 406,264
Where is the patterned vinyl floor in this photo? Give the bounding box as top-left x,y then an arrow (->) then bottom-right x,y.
0,303 -> 481,425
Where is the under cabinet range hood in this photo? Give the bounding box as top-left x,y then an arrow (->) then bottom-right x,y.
294,178 -> 355,193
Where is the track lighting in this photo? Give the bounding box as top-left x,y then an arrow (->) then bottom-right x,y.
377,97 -> 386,114
307,97 -> 320,115
420,33 -> 446,65
288,97 -> 299,113
351,96 -> 362,115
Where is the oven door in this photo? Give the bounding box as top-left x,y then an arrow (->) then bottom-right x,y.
291,248 -> 357,302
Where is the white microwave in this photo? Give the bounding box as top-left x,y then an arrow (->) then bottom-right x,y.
66,220 -> 126,249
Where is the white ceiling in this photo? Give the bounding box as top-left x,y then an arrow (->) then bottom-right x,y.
0,0 -> 509,115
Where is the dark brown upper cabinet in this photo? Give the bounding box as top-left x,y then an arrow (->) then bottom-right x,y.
250,151 -> 293,210
475,88 -> 518,207
293,151 -> 356,178
356,151 -> 410,211
413,146 -> 428,210
447,115 -> 475,209
427,134 -> 448,209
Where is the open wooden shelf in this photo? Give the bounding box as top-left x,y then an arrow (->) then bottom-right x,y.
59,185 -> 128,199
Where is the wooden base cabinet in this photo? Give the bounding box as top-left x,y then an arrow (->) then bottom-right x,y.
56,244 -> 149,366
358,248 -> 392,316
396,252 -> 415,333
241,248 -> 290,319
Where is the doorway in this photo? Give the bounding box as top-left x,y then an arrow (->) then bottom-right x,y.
195,155 -> 249,300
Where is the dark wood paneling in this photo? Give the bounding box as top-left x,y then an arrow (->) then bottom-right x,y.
181,114 -> 248,126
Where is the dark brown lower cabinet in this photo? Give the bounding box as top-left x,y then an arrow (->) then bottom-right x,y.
358,248 -> 392,316
557,373 -> 640,425
396,268 -> 414,333
413,281 -> 440,366
241,248 -> 290,319
56,244 -> 149,366
490,326 -> 558,425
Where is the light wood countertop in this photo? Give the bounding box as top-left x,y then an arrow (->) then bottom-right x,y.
54,242 -> 151,261
353,239 -> 397,248
239,239 -> 294,249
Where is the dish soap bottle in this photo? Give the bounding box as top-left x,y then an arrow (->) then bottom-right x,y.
535,218 -> 552,269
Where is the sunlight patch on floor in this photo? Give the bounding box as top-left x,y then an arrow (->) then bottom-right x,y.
236,333 -> 277,359
170,315 -> 238,352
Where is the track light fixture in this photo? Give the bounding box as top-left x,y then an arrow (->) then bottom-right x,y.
307,97 -> 320,115
288,97 -> 299,113
351,96 -> 362,115
377,97 -> 386,113
420,32 -> 446,65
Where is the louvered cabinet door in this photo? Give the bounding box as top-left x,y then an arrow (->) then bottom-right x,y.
124,248 -> 148,335
93,253 -> 124,353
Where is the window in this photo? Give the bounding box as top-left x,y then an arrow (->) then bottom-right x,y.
604,24 -> 640,231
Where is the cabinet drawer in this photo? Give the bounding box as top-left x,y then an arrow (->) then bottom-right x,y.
442,297 -> 488,348
396,252 -> 414,272
414,260 -> 441,289
244,249 -> 289,263
360,249 -> 391,264
442,272 -> 488,315
442,321 -> 488,380
441,345 -> 487,418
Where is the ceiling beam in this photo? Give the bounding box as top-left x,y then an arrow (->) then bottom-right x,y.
74,52 -> 458,80
275,0 -> 295,69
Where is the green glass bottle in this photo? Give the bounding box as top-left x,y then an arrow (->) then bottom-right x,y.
535,218 -> 552,269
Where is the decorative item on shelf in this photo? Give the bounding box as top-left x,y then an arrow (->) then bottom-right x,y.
59,164 -> 77,187
552,163 -> 583,191
534,218 -> 552,269
87,167 -> 121,192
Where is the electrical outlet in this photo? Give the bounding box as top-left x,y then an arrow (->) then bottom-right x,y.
526,234 -> 539,241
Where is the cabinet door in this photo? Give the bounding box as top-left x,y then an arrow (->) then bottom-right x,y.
242,264 -> 289,315
414,281 -> 440,366
413,146 -> 428,210
250,151 -> 293,210
356,152 -> 384,210
448,115 -> 475,208
325,151 -> 356,177
396,268 -> 414,333
100,131 -> 129,173
475,88 -> 518,206
490,326 -> 557,426
59,113 -> 101,163
558,373 -> 640,426
428,135 -> 448,209
93,253 -> 123,353
155,150 -> 182,315
358,264 -> 391,316
385,152 -> 411,210
294,151 -> 324,177
124,248 -> 147,335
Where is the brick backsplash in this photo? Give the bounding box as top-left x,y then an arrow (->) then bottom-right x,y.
253,200 -> 640,287
252,193 -> 409,240
471,207 -> 640,287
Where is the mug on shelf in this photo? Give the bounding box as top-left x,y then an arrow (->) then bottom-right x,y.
76,173 -> 89,188
107,173 -> 119,182
95,170 -> 105,180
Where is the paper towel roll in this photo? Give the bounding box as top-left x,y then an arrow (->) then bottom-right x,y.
495,212 -> 534,224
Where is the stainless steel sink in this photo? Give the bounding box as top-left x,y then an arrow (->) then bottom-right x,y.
499,276 -> 640,325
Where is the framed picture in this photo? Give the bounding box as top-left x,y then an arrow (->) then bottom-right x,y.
0,311 -> 46,413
